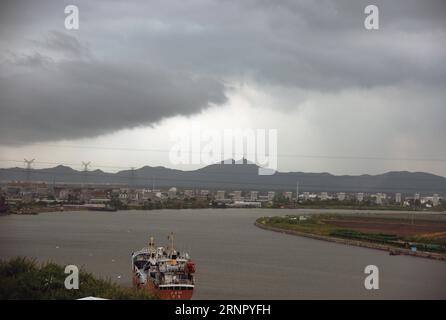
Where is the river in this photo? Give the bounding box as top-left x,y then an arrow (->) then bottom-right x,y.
0,208 -> 445,299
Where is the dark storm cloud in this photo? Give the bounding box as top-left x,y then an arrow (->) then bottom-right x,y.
125,0 -> 445,89
0,0 -> 445,144
0,52 -> 226,143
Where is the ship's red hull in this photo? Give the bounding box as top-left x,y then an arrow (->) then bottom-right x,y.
133,274 -> 194,300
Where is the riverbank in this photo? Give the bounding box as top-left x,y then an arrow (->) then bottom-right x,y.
255,216 -> 446,261
3,206 -> 84,215
3,204 -> 445,217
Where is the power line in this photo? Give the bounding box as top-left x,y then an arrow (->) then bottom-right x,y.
2,141 -> 446,162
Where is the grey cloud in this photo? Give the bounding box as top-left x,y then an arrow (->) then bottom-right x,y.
115,0 -> 445,89
31,31 -> 92,60
0,0 -> 445,144
0,54 -> 226,143
8,52 -> 54,68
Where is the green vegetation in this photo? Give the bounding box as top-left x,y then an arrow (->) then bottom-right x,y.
266,195 -> 446,211
0,257 -> 155,300
257,214 -> 446,254
329,229 -> 398,243
295,200 -> 416,211
258,215 -> 335,236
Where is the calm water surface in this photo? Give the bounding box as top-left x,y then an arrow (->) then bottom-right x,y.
1,209 -> 445,299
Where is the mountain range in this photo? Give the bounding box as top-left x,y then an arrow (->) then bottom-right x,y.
1,162 -> 446,195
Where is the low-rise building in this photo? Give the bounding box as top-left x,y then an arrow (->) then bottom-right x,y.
267,191 -> 275,201
184,190 -> 194,199
232,191 -> 242,201
284,192 -> 293,201
168,187 -> 177,199
215,190 -> 225,201
375,193 -> 386,205
199,190 -> 209,199
433,194 -> 440,207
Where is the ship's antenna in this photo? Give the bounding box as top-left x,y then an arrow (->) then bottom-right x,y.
168,232 -> 175,253
149,235 -> 155,253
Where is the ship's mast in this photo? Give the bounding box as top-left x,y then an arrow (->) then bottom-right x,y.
168,232 -> 175,254
148,236 -> 155,254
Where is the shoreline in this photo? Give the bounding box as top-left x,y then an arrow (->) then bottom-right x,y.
254,220 -> 446,262
4,206 -> 445,215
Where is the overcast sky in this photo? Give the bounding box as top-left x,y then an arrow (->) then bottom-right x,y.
1,0 -> 445,176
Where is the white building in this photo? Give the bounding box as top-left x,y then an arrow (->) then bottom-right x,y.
168,187 -> 177,199
199,190 -> 210,199
141,189 -> 155,201
375,193 -> 385,205
337,192 -> 346,201
250,191 -> 258,201
184,190 -> 194,198
58,189 -> 71,200
303,192 -> 310,201
233,191 -> 242,201
320,192 -> 328,201
267,191 -> 275,201
216,190 -> 225,200
356,192 -> 364,202
284,192 -> 293,201
395,193 -> 402,203
433,194 -> 440,207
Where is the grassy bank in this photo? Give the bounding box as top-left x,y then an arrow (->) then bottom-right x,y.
0,257 -> 155,300
256,214 -> 446,255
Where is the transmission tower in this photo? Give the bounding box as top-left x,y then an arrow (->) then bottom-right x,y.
296,181 -> 299,206
82,161 -> 91,185
129,167 -> 136,188
24,158 -> 35,182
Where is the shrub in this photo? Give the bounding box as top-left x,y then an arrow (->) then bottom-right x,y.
0,257 -> 155,300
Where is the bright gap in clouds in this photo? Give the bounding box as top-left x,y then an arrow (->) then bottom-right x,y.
2,83 -> 446,177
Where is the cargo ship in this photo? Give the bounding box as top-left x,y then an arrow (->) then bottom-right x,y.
131,233 -> 195,300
